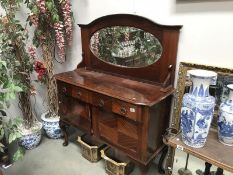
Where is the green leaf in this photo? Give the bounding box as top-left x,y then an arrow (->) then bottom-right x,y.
46,2 -> 53,11
0,61 -> 7,68
0,146 -> 4,153
13,86 -> 23,92
0,142 -> 5,148
8,132 -> 17,144
52,14 -> 59,23
13,147 -> 25,161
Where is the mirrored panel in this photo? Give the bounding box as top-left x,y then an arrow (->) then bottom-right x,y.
90,26 -> 163,68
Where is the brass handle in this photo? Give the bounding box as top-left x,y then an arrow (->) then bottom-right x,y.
98,99 -> 104,108
77,91 -> 82,97
120,107 -> 127,115
100,147 -> 127,166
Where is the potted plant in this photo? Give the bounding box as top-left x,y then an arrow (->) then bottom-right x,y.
0,60 -> 24,163
27,0 -> 73,139
0,0 -> 42,149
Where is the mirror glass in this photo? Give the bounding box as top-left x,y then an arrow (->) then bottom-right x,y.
90,26 -> 163,68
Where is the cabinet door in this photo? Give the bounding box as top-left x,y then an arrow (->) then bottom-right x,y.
92,107 -> 140,157
58,93 -> 91,133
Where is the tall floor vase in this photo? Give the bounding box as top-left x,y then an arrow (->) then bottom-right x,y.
218,84 -> 233,146
181,69 -> 217,148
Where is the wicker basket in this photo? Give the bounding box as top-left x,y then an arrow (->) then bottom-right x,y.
77,134 -> 106,162
101,147 -> 134,175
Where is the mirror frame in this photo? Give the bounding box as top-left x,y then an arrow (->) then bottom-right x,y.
166,61 -> 233,175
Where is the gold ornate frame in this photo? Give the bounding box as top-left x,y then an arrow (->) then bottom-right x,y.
165,61 -> 233,175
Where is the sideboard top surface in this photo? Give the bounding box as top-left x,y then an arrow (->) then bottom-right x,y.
55,68 -> 174,106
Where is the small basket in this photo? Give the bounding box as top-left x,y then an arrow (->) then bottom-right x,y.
77,134 -> 106,162
101,147 -> 134,175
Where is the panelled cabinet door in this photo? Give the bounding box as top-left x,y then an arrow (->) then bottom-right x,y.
92,106 -> 141,157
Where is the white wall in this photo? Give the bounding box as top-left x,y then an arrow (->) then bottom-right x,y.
69,0 -> 233,72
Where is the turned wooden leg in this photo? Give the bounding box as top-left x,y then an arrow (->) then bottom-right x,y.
158,146 -> 168,174
59,120 -> 69,146
204,162 -> 212,175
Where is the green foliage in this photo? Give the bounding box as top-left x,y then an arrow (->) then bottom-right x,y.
0,0 -> 36,161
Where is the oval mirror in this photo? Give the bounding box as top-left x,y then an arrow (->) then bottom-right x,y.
90,26 -> 163,68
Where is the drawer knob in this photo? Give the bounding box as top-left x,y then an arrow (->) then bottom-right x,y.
120,107 -> 127,115
77,91 -> 82,97
98,99 -> 105,108
62,87 -> 67,93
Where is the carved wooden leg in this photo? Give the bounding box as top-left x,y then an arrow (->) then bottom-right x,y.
158,146 -> 168,174
59,120 -> 69,146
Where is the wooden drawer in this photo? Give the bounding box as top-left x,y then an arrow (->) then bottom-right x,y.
57,81 -> 89,102
71,85 -> 89,102
57,81 -> 72,96
91,93 -> 112,111
112,100 -> 142,122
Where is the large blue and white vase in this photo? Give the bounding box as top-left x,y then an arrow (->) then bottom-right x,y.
218,84 -> 233,146
41,112 -> 63,139
181,69 -> 217,148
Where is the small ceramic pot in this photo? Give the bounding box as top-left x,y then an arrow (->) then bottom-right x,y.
41,112 -> 63,139
18,122 -> 42,150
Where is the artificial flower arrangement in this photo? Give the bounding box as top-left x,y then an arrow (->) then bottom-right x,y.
26,0 -> 74,138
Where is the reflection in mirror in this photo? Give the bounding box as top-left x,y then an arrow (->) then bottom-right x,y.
90,26 -> 163,68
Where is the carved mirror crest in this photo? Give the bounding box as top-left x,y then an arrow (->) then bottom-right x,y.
90,26 -> 163,68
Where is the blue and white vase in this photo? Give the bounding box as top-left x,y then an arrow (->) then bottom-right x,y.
218,84 -> 233,146
181,69 -> 217,148
19,122 -> 42,150
41,112 -> 63,139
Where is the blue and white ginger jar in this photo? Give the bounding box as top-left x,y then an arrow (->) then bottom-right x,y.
41,112 -> 63,139
218,84 -> 233,146
181,69 -> 217,148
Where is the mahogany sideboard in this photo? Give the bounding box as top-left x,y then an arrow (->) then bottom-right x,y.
55,14 -> 182,174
